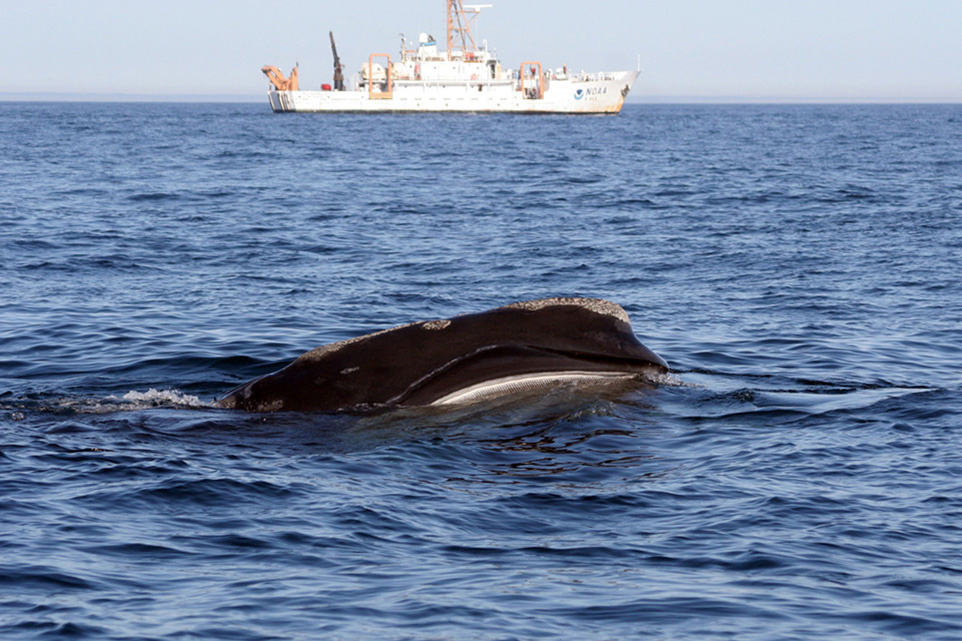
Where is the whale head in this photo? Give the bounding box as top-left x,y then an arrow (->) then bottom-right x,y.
216,298 -> 668,413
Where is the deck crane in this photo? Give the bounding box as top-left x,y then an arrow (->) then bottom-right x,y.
261,65 -> 299,91
330,31 -> 345,91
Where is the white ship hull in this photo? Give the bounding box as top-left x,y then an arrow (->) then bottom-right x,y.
267,71 -> 638,114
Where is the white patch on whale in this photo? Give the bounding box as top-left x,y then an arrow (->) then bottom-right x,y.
428,371 -> 637,406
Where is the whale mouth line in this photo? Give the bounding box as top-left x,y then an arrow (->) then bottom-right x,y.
428,370 -> 638,407
391,343 -> 664,408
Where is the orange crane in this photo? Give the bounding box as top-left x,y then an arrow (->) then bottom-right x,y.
261,65 -> 299,91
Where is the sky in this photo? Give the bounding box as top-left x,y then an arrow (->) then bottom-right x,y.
2,0 -> 961,102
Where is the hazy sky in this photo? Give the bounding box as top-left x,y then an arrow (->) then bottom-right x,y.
2,0 -> 961,101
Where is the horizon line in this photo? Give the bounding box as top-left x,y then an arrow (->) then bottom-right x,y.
2,92 -> 960,105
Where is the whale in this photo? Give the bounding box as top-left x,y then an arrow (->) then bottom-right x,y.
215,297 -> 668,413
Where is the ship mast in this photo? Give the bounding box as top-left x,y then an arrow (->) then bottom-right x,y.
446,1 -> 490,55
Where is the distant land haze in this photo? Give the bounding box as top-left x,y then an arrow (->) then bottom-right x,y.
2,0 -> 960,102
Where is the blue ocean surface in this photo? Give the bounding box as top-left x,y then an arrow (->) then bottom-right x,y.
1,101 -> 961,640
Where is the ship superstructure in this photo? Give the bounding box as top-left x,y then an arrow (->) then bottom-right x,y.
261,1 -> 638,114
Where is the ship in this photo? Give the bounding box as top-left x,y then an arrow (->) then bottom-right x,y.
261,1 -> 639,114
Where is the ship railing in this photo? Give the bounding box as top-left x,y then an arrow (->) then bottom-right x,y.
393,79 -> 513,87
574,71 -> 617,82
504,70 -> 618,85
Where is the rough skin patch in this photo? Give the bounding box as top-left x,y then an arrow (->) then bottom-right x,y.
297,321 -> 422,362
422,320 -> 451,330
501,297 -> 631,324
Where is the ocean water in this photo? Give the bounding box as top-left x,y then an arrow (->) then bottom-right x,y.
2,101 -> 961,640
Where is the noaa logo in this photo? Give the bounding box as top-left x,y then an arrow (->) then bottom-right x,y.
574,87 -> 608,100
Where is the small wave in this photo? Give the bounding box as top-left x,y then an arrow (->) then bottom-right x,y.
127,192 -> 180,202
652,372 -> 693,387
108,388 -> 209,409
23,389 -> 215,415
